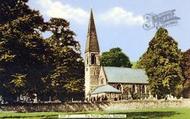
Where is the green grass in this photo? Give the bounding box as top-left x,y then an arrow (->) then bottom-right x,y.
107,108 -> 190,119
0,107 -> 189,119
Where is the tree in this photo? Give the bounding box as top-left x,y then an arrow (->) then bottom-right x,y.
0,0 -> 84,102
42,18 -> 84,101
0,0 -> 49,102
138,28 -> 184,99
100,47 -> 132,68
181,49 -> 190,98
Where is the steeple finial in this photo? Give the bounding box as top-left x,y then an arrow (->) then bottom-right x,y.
85,9 -> 100,53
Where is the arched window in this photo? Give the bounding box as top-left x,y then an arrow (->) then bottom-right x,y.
132,85 -> 135,92
117,84 -> 123,93
91,54 -> 96,65
86,57 -> 88,65
101,78 -> 104,84
142,85 -> 145,93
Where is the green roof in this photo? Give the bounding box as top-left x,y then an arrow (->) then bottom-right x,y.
92,85 -> 121,94
103,67 -> 148,84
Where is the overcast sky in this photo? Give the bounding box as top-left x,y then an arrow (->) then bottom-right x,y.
28,0 -> 190,61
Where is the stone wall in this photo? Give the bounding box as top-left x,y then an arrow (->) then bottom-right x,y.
1,99 -> 190,112
104,99 -> 190,112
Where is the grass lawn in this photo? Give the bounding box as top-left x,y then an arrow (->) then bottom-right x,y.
0,107 -> 189,119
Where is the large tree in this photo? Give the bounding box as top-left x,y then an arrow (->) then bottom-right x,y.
0,0 -> 48,102
100,47 -> 132,67
42,18 -> 84,101
0,0 -> 84,102
138,28 -> 184,99
181,49 -> 190,98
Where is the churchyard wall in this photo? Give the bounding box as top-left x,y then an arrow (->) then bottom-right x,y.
0,99 -> 190,112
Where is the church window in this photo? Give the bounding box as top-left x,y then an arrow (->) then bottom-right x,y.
86,57 -> 88,64
117,84 -> 123,92
142,85 -> 145,93
132,85 -> 135,92
91,54 -> 96,64
101,78 -> 104,84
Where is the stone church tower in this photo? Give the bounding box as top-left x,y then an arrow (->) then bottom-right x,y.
85,10 -> 100,100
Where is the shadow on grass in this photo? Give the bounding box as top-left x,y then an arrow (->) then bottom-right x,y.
110,111 -> 179,119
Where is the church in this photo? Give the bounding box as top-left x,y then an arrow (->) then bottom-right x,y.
85,10 -> 150,101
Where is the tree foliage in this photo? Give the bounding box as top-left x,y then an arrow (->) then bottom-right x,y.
181,49 -> 190,98
42,18 -> 84,101
0,0 -> 84,102
0,0 -> 46,101
100,47 -> 132,68
137,28 -> 184,99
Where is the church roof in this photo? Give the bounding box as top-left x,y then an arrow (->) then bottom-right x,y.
103,67 -> 149,84
92,85 -> 121,94
85,9 -> 100,53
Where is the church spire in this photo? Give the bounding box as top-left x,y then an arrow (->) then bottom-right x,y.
85,9 -> 100,53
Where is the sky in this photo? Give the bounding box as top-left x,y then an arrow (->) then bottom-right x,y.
28,0 -> 190,61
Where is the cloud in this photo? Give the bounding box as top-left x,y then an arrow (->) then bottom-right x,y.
99,7 -> 145,26
37,0 -> 88,24
32,1 -> 144,26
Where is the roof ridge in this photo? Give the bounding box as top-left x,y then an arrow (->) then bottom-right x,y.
103,66 -> 145,70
